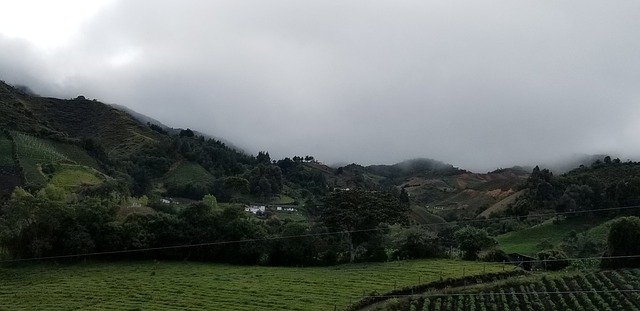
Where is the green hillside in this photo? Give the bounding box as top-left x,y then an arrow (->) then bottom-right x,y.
0,82 -> 59,136
0,131 -> 21,196
10,131 -> 102,189
496,217 -> 606,255
0,81 -> 161,157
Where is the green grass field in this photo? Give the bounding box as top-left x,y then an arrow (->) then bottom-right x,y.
271,194 -> 296,204
0,259 -> 513,310
496,217 -> 605,255
164,162 -> 215,186
49,164 -> 104,190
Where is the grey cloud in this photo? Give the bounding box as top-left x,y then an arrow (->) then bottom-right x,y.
1,0 -> 640,171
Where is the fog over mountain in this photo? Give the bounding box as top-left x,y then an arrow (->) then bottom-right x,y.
1,0 -> 639,171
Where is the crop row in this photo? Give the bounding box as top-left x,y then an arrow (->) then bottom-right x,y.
410,270 -> 640,311
12,132 -> 70,163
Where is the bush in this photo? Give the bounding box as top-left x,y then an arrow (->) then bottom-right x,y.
393,226 -> 444,259
454,226 -> 497,260
479,248 -> 509,262
601,216 -> 640,268
536,249 -> 569,270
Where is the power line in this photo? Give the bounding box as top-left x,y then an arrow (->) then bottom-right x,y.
0,227 -> 380,263
2,204 -> 640,264
424,204 -> 640,227
496,254 -> 640,265
361,289 -> 640,300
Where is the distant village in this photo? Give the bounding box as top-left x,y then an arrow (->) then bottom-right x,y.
158,197 -> 297,215
244,204 -> 297,214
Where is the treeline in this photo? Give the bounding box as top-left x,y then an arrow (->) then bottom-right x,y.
507,157 -> 640,217
0,187 -> 451,266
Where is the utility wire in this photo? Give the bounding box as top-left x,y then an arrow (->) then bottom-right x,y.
361,289 -> 640,299
1,204 -> 640,264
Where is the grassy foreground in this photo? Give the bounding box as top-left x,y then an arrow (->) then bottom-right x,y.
0,259 -> 513,310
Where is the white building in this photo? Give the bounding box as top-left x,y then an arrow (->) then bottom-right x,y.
244,205 -> 266,214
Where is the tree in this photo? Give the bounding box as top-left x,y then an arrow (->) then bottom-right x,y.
257,177 -> 272,198
393,226 -> 443,259
454,227 -> 497,260
246,164 -> 283,198
217,176 -> 250,201
321,189 -> 409,262
256,151 -> 271,164
602,216 -> 640,268
179,128 -> 195,137
37,184 -> 67,202
536,249 -> 569,270
268,222 -> 316,265
202,194 -> 218,210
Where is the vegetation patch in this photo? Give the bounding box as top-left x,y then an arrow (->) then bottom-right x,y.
0,131 -> 22,195
12,131 -> 68,162
496,217 -> 605,255
0,132 -> 15,166
410,205 -> 446,225
163,161 -> 216,199
48,164 -> 104,190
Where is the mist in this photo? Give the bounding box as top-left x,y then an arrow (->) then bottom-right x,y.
1,0 -> 639,172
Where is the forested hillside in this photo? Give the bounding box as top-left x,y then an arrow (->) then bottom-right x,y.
2,79 -> 640,272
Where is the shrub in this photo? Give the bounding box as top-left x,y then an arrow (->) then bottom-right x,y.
454,226 -> 497,260
479,248 -> 509,262
601,216 -> 640,268
536,249 -> 569,270
393,226 -> 444,259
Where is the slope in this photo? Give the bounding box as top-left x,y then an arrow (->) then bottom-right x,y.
0,81 -> 163,157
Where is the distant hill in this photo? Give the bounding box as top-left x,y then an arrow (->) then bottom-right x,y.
0,80 -> 253,200
539,153 -> 611,174
300,159 -> 528,221
110,103 -> 246,153
0,81 -> 162,157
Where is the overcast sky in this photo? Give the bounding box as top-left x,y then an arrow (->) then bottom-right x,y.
1,0 -> 639,172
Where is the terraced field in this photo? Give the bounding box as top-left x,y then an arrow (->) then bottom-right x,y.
12,132 -> 69,162
10,131 -> 102,188
0,259 -> 512,310
390,269 -> 640,311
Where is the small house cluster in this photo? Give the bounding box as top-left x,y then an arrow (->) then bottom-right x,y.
276,206 -> 296,212
244,204 -> 297,214
244,205 -> 266,214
